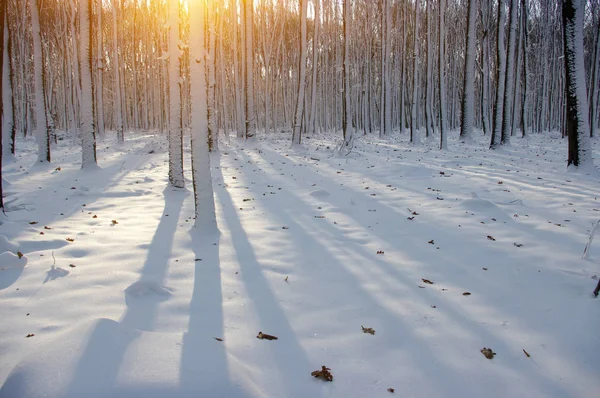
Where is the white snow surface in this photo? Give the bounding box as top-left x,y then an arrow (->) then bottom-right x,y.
0,130 -> 599,398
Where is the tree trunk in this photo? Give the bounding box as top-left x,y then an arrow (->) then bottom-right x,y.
342,0 -> 353,148
2,8 -> 13,157
439,0 -> 447,150
460,0 -> 477,142
30,0 -> 50,162
491,0 -> 507,149
79,0 -> 97,168
168,0 -> 184,187
112,0 -> 124,142
410,0 -> 420,145
292,0 -> 308,145
563,0 -> 594,169
501,0 -> 519,145
189,0 -> 216,230
207,0 -> 218,151
244,0 -> 256,139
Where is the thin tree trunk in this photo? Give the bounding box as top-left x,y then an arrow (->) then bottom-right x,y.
30,0 -> 50,162
168,0 -> 184,187
491,0 -> 507,149
460,0 -> 477,142
244,0 -> 255,139
79,0 -> 97,168
439,0 -> 447,150
112,0 -> 124,142
292,0 -> 308,145
410,0 -> 420,145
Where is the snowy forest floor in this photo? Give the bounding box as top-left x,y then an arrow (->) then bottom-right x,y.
0,130 -> 599,398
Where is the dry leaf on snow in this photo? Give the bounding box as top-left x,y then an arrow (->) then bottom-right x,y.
311,366 -> 333,382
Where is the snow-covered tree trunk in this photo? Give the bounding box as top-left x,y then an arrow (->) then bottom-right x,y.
308,0 -> 320,136
424,0 -> 433,138
218,7 -> 229,139
589,18 -> 600,137
501,0 -> 519,145
232,1 -> 244,138
439,0 -> 447,150
520,0 -> 529,137
511,7 -> 523,138
490,0 -> 507,149
112,0 -> 124,143
79,0 -> 97,168
459,0 -> 477,142
2,9 -> 14,158
342,0 -> 353,148
244,0 -> 256,139
292,0 -> 308,146
168,0 -> 184,188
30,0 -> 50,163
0,0 -> 5,210
410,0 -> 420,146
207,1 -> 218,152
563,0 -> 594,169
95,0 -> 105,139
189,0 -> 216,231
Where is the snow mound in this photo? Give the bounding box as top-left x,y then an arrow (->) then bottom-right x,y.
457,193 -> 510,221
125,281 -> 173,297
309,189 -> 331,198
0,318 -> 249,398
0,235 -> 18,253
0,251 -> 27,269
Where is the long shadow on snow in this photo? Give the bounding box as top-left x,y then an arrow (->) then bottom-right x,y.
120,186 -> 186,331
235,143 -> 576,397
179,229 -> 248,397
213,165 -> 325,398
223,147 -> 475,396
61,187 -> 185,396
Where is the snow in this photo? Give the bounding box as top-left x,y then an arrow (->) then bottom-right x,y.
0,130 -> 599,398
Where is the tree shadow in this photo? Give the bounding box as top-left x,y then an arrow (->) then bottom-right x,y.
61,187 -> 186,396
213,165 -> 325,398
226,143 -> 576,397
179,229 -> 247,396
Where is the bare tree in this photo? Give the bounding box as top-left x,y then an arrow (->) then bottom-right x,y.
459,0 -> 477,142
490,0 -> 507,149
79,0 -> 97,168
31,0 -> 50,162
563,0 -> 594,169
292,0 -> 308,145
189,0 -> 216,230
244,0 -> 256,139
168,0 -> 184,187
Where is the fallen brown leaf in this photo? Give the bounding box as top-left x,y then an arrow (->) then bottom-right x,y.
361,325 -> 375,335
311,366 -> 333,382
481,347 -> 496,359
487,235 -> 496,241
66,238 -> 75,242
29,221 -> 38,225
17,252 -> 24,259
523,349 -> 530,358
387,388 -> 395,393
377,250 -> 385,255
25,334 -> 34,338
257,331 -> 278,340
422,278 -> 434,284
462,292 -> 471,296
214,337 -> 223,342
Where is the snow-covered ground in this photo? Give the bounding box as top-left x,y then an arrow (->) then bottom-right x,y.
0,130 -> 599,398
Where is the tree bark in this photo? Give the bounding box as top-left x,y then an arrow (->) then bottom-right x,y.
563,0 -> 594,169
